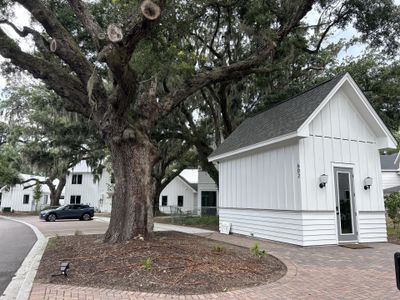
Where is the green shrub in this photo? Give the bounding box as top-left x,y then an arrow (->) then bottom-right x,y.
385,192 -> 400,229
141,258 -> 153,271
212,245 -> 225,253
250,243 -> 267,258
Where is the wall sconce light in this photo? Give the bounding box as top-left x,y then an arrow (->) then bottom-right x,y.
364,177 -> 373,190
319,174 -> 328,188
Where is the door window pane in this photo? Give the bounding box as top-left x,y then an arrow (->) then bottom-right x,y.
338,173 -> 353,234
201,191 -> 216,207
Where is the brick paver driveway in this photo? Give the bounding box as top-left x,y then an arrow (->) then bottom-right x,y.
24,216 -> 400,299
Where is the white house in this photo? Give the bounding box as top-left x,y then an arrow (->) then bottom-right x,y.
209,73 -> 397,246
197,170 -> 219,216
0,174 -> 53,212
380,153 -> 400,194
159,169 -> 219,215
63,161 -> 113,212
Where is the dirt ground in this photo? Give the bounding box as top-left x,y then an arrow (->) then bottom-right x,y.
35,232 -> 286,295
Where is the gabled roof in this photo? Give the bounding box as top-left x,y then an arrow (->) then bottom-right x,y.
209,73 -> 397,161
209,74 -> 346,160
381,154 -> 400,171
178,175 -> 198,192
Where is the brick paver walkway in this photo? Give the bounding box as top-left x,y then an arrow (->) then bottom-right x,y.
29,230 -> 400,299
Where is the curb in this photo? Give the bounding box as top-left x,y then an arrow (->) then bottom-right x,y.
0,217 -> 48,300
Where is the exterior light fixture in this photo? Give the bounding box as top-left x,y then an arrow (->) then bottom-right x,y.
60,262 -> 70,276
364,177 -> 373,190
319,174 -> 328,188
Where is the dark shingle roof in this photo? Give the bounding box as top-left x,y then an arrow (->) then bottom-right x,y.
384,186 -> 400,194
380,154 -> 399,170
178,175 -> 198,191
210,74 -> 346,159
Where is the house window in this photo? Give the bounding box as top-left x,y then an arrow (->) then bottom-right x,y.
43,195 -> 48,204
70,195 -> 81,204
161,196 -> 168,206
23,194 -> 29,204
177,195 -> 184,207
72,174 -> 82,184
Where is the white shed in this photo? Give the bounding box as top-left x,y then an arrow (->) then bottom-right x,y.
197,170 -> 219,216
0,174 -> 53,212
64,161 -> 112,212
380,153 -> 400,194
209,73 -> 397,246
159,169 -> 219,215
159,169 -> 198,214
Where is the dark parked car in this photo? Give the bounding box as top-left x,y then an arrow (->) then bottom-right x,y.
40,204 -> 94,222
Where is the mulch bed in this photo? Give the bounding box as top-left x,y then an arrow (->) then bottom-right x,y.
35,232 -> 286,295
388,235 -> 400,245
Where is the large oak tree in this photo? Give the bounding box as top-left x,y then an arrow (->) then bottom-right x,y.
0,0 -> 398,242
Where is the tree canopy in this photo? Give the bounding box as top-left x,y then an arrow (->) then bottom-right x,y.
0,0 -> 399,242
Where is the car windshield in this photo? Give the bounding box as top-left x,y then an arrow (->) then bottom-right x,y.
56,205 -> 68,210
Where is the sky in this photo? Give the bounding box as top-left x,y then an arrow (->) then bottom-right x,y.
0,2 -> 398,92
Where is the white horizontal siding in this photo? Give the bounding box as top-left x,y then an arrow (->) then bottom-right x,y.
302,212 -> 337,246
219,208 -> 304,245
381,171 -> 400,190
358,211 -> 387,243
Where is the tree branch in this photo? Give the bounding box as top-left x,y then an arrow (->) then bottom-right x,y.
21,178 -> 47,189
160,0 -> 316,115
0,28 -> 91,116
16,0 -> 95,86
67,0 -> 104,50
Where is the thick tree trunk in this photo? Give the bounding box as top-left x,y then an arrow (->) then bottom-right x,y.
104,139 -> 158,242
153,180 -> 162,215
48,175 -> 66,207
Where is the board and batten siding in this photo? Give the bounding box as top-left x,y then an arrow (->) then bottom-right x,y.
159,177 -> 197,214
64,172 -> 111,210
218,142 -> 305,245
197,170 -> 218,215
300,88 -> 386,243
219,142 -> 301,211
0,185 -> 50,212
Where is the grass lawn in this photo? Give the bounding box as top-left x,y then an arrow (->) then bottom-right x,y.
154,215 -> 219,231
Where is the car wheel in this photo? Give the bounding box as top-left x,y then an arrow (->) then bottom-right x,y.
81,213 -> 91,221
47,214 -> 56,222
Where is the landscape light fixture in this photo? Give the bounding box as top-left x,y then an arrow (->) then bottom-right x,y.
60,262 -> 70,276
364,177 -> 373,190
319,174 -> 328,188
